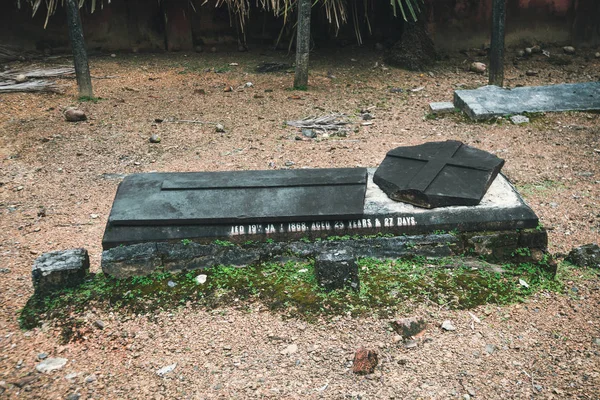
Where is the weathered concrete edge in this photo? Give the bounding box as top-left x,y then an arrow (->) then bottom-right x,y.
101,229 -> 551,279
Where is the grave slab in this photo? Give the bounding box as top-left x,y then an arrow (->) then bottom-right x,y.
102,169 -> 537,249
429,102 -> 457,114
373,141 -> 504,208
454,82 -> 600,120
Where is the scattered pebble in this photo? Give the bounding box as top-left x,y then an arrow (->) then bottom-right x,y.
156,363 -> 177,376
149,134 -> 161,143
592,338 -> 600,346
441,320 -> 456,331
280,344 -> 298,355
470,62 -> 486,74
563,46 -> 575,55
510,115 -> 530,125
595,52 -> 600,59
404,340 -> 418,349
94,320 -> 105,329
301,129 -> 316,138
215,124 -> 225,133
352,348 -> 378,375
90,214 -> 99,219
64,108 -> 87,122
167,280 -> 177,288
66,393 -> 81,400
84,374 -> 97,383
15,74 -> 27,83
525,70 -> 538,76
37,352 -> 48,360
485,344 -> 497,354
36,357 -> 68,373
195,274 -> 207,285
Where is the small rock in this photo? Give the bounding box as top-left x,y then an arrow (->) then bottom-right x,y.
301,129 -> 316,138
36,357 -> 68,373
156,363 -> 177,376
510,115 -> 530,125
12,375 -> 37,388
167,280 -> 177,288
595,52 -> 600,59
284,161 -> 295,167
244,82 -> 253,87
517,49 -> 525,57
525,70 -> 538,76
592,338 -> 600,346
84,374 -> 97,383
389,87 -> 403,93
64,372 -> 78,381
149,134 -> 161,143
66,393 -> 81,400
362,113 -> 373,121
470,62 -> 486,74
441,320 -> 456,331
90,214 -> 99,219
392,334 -> 402,343
64,108 -> 87,122
531,45 -> 542,54
15,74 -> 27,83
485,344 -> 496,354
534,384 -> 543,392
37,352 -> 48,360
566,244 -> 600,269
223,86 -> 233,92
110,53 -> 116,58
16,186 -> 24,191
195,274 -> 207,285
525,47 -> 533,55
94,320 -> 105,329
280,344 -> 298,355
391,317 -> 427,338
404,340 -> 418,349
215,124 -> 225,133
563,46 -> 576,55
352,348 -> 378,375
463,395 -> 471,400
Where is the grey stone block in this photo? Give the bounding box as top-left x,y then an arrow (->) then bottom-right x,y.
510,115 -> 530,124
454,82 -> 600,120
314,248 -> 358,291
566,244 -> 600,269
101,243 -> 161,278
32,249 -> 89,295
429,102 -> 457,114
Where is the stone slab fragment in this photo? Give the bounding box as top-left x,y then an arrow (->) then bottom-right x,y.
373,141 -> 504,208
314,248 -> 358,291
107,168 -> 367,226
32,249 -> 89,295
103,172 -> 538,249
100,242 -> 161,279
429,102 -> 457,114
566,244 -> 600,269
454,82 -> 600,120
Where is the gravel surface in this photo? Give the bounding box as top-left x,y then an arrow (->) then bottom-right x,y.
1,44 -> 599,398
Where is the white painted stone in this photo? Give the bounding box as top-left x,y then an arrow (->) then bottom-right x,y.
510,115 -> 530,125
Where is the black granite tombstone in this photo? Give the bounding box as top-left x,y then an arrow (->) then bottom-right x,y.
103,168 -> 368,248
373,140 -> 504,208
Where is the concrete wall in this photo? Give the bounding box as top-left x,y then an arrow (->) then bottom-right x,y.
0,0 -> 596,53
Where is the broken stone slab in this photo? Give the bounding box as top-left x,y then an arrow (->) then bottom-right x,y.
32,249 -> 89,295
454,82 -> 600,120
314,248 -> 358,291
429,102 -> 457,115
373,141 -> 504,208
352,348 -> 378,374
566,244 -> 600,269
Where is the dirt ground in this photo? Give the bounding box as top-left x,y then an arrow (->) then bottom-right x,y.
1,44 -> 599,399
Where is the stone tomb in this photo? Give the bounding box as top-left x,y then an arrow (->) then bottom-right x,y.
101,165 -> 547,279
103,168 -> 535,249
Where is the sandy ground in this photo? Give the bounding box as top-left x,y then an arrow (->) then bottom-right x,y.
1,44 -> 599,399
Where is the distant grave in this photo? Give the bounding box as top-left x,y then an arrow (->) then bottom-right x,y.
100,141 -> 550,285
454,82 -> 600,120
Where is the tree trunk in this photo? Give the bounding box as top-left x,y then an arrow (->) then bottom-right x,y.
294,0 -> 311,89
65,0 -> 93,98
384,16 -> 436,71
489,0 -> 506,87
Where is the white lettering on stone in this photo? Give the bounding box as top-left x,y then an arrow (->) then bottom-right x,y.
375,218 -> 381,228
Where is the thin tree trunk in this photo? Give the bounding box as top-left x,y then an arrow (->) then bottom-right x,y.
65,0 -> 93,98
294,0 -> 311,89
489,0 -> 506,87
